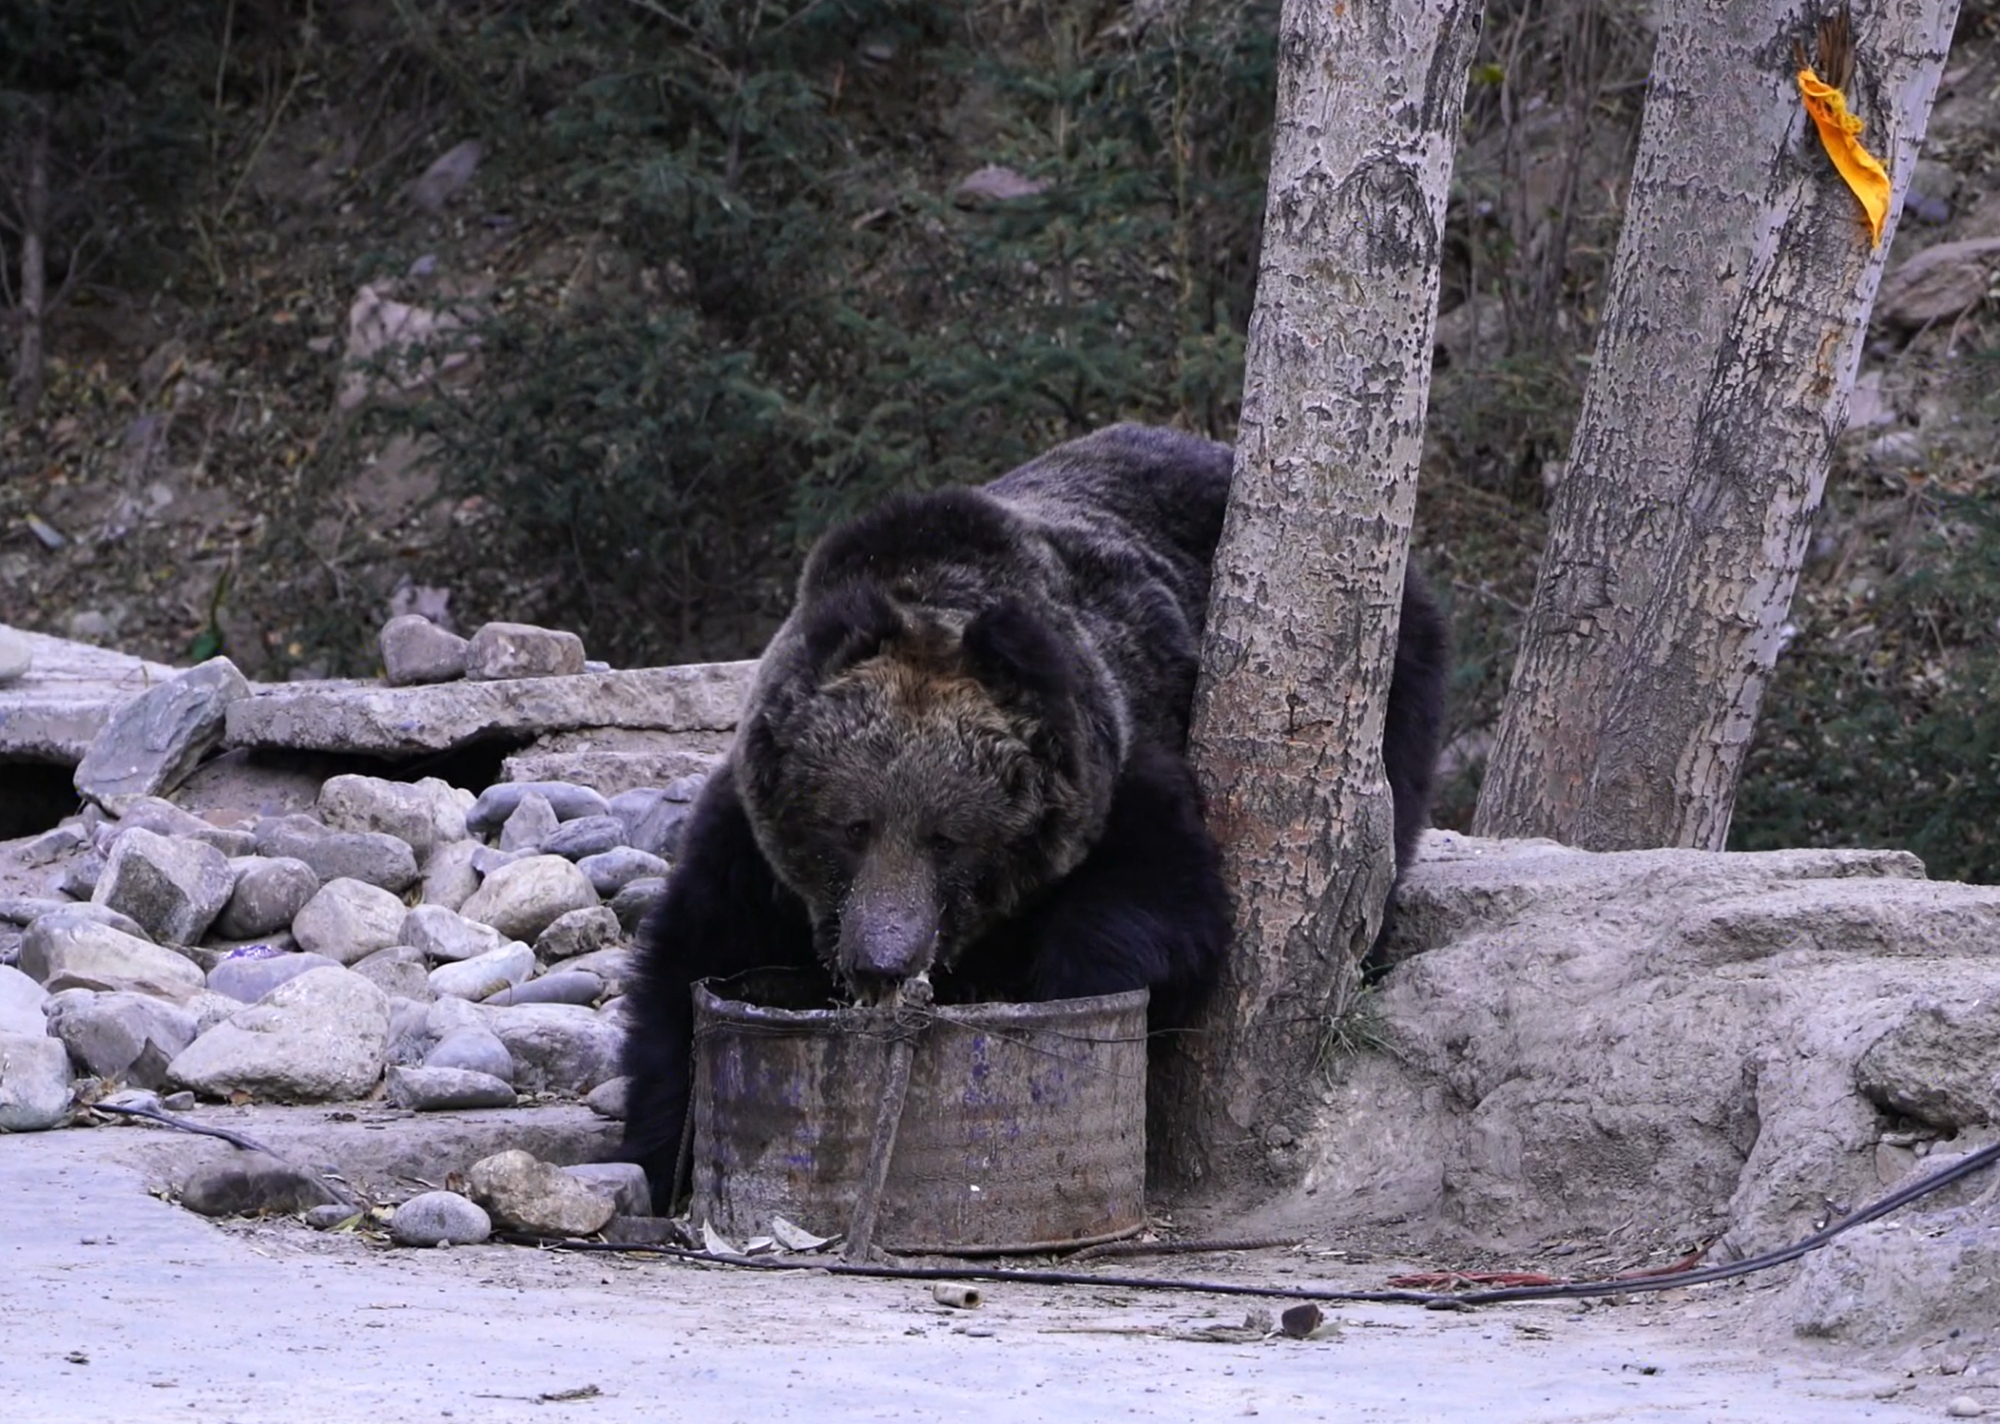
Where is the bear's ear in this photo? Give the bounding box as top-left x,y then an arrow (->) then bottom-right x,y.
800,579 -> 905,680
961,598 -> 1073,707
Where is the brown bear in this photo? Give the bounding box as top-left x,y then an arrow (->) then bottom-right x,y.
620,425 -> 1448,1199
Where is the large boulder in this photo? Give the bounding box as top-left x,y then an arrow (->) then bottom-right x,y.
480,1002 -> 620,1095
390,1190 -> 492,1246
291,878 -> 410,965
0,1031 -> 73,1130
0,964 -> 50,1036
1853,996 -> 2000,1132
534,906 -> 620,962
420,840 -> 482,912
72,656 -> 249,803
463,622 -> 585,682
1874,236 -> 2000,329
0,625 -> 30,684
224,662 -> 754,758
315,774 -> 471,865
386,1065 -> 516,1111
1288,834 -> 2000,1264
400,904 -> 504,963
1781,1167 -> 2000,1344
466,782 -> 609,835
207,950 -> 343,1004
539,815 -> 625,861
20,916 -> 205,1002
423,1026 -> 516,1083
166,966 -> 389,1102
465,1149 -> 614,1237
348,945 -> 433,1002
90,827 -> 234,946
45,989 -> 199,1085
213,857 -> 321,941
458,855 -> 599,942
428,942 -> 534,1002
178,1153 -> 342,1216
101,795 -> 256,855
253,815 -> 420,893
379,615 -> 469,687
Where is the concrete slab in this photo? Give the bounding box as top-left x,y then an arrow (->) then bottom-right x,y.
0,624 -> 178,763
500,727 -> 730,794
0,1115 -> 1958,1424
224,661 -> 757,757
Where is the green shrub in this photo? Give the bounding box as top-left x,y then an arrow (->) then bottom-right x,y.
1733,488 -> 2000,883
403,0 -> 1276,663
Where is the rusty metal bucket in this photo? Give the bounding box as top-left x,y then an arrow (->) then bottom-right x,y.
688,978 -> 1149,1254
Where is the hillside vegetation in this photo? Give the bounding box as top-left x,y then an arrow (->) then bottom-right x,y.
3,0 -> 1999,878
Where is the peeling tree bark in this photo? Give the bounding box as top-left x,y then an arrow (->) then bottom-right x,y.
1473,0 -> 1959,851
1155,0 -> 1480,1190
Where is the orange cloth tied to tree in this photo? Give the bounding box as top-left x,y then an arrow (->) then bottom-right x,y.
1796,66 -> 1890,247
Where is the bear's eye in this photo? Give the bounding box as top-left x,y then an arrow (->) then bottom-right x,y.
929,831 -> 959,857
840,819 -> 872,849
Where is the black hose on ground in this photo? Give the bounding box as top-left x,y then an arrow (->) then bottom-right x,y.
499,1138 -> 2000,1310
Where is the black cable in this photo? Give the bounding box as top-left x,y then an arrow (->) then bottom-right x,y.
1457,1136 -> 2000,1305
91,1101 -> 368,1208
498,1137 -> 2000,1310
93,1100 -> 277,1152
102,1095 -> 1999,1310
494,1232 -> 1451,1306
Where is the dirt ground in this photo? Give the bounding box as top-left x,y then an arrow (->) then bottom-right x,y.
0,1116 -> 1973,1424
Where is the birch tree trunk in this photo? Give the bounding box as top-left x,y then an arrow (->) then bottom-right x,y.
1155,0 -> 1480,1189
1473,0 -> 1959,850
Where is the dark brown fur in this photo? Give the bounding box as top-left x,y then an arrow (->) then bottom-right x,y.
620,425 -> 1449,1200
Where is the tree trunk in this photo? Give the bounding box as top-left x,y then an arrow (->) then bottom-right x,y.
1154,0 -> 1480,1190
9,100 -> 50,418
1473,0 -> 1960,851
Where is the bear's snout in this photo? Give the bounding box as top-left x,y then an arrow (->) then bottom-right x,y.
839,851 -> 941,986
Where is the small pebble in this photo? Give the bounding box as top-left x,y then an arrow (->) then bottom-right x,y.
1948,1398 -> 1985,1419
1280,1302 -> 1323,1339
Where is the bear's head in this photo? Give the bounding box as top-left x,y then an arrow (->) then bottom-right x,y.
737,578 -> 1121,995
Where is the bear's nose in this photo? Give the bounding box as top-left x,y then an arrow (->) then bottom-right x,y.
849,911 -> 937,982
840,857 -> 940,985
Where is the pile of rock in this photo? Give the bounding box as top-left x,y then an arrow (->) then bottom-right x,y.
384,1149 -> 652,1245
167,1139 -> 654,1246
0,608 -> 755,1142
377,616 -> 591,686
0,768 -> 703,1131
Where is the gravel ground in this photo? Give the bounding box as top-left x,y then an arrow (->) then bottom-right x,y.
0,1118 -> 1958,1424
